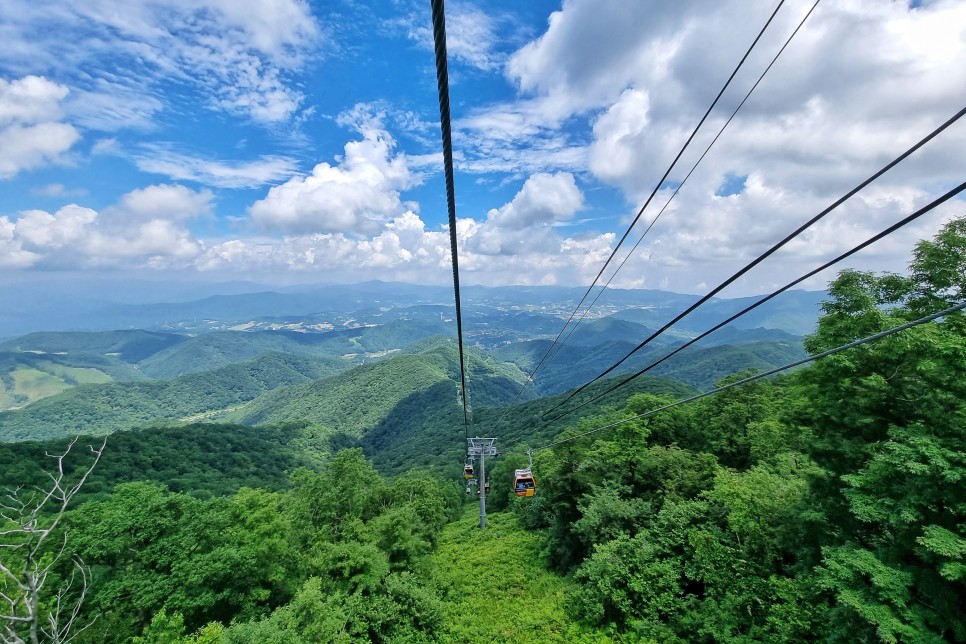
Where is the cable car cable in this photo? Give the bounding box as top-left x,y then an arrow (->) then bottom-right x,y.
493,0 -> 789,426
542,0 -> 823,370
541,103 -> 966,420
430,0 -> 470,441
533,299 -> 966,452
541,179 -> 966,426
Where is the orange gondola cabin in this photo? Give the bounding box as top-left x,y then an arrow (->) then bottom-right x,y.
513,469 -> 536,497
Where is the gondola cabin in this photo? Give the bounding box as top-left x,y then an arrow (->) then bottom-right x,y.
463,464 -> 474,479
513,469 -> 536,497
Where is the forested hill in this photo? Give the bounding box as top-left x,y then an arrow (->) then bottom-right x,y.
0,330 -> 801,446
493,333 -> 804,393
0,352 -> 347,442
226,338 -> 523,429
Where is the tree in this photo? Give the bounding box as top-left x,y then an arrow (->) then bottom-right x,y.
0,437 -> 105,644
798,216 -> 966,641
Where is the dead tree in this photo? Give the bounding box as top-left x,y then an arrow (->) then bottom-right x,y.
0,437 -> 106,644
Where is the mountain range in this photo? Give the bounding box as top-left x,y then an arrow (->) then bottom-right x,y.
0,282 -> 822,481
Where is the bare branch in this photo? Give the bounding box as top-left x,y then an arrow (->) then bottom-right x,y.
1,436 -> 106,644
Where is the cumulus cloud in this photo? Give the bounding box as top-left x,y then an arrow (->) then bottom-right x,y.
463,172 -> 586,256
195,171 -> 603,286
196,208 -> 615,287
103,184 -> 213,223
0,76 -> 80,179
472,0 -> 966,293
249,114 -> 415,234
0,184 -> 210,269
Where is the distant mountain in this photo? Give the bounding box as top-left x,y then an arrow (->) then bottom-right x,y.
682,325 -> 803,347
0,348 -> 152,411
610,289 -> 825,336
137,318 -> 452,379
563,316 -> 663,347
0,352 -> 347,442
493,337 -> 806,393
0,279 -> 826,339
0,330 -> 186,363
0,352 -> 114,411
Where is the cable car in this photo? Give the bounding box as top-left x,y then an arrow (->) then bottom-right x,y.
463,463 -> 474,479
513,469 -> 536,497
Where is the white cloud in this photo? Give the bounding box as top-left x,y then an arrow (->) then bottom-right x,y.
2,184 -> 210,269
103,184 -> 213,223
464,172 -> 586,256
134,145 -> 299,189
0,75 -> 69,123
0,76 -> 80,179
395,2 -> 516,72
0,217 -> 38,268
486,172 -> 583,230
0,0 -> 321,127
249,113 -> 415,234
482,0 -> 966,293
91,138 -> 120,156
439,6 -> 505,72
197,206 -> 616,287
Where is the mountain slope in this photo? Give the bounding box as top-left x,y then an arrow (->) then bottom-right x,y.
0,352 -> 347,442
493,337 -> 805,393
138,319 -> 451,378
229,337 -> 525,434
0,330 -> 186,363
361,372 -> 697,476
0,350 -> 150,411
433,509 -> 612,642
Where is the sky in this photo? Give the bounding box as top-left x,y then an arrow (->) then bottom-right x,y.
0,0 -> 964,298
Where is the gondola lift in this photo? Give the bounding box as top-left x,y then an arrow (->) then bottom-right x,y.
513,449 -> 536,497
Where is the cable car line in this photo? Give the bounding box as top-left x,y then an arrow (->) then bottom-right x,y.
541,103 -> 966,420
492,0 -> 789,426
430,0 -> 470,441
540,179 -> 966,426
533,299 -> 966,452
541,0 -> 823,372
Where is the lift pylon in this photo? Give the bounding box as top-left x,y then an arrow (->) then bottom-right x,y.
467,437 -> 497,529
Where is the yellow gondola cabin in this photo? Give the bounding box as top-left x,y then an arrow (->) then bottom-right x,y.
513,469 -> 536,497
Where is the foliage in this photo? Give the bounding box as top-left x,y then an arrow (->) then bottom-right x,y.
49,449 -> 461,643
0,352 -> 345,442
0,423 -> 327,503
1,437 -> 105,644
523,216 -> 966,641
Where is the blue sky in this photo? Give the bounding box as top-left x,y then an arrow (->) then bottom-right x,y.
0,0 -> 963,295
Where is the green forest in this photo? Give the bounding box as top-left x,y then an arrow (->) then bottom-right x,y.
2,219 -> 965,642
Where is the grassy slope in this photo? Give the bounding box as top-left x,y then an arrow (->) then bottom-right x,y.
0,352 -> 143,411
433,509 -> 615,643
